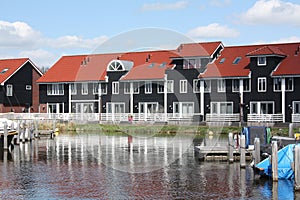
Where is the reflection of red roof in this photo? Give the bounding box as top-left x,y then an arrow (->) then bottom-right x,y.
172,41 -> 223,58
0,58 -> 42,85
246,46 -> 286,57
37,53 -> 121,83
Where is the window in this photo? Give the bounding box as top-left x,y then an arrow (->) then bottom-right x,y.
70,83 -> 77,95
47,84 -> 64,95
232,79 -> 239,92
210,102 -> 233,114
273,78 -> 281,92
204,80 -> 211,93
101,84 -> 107,95
193,79 -> 200,93
180,80 -> 187,93
145,81 -> 152,94
106,102 -> 125,113
107,60 -> 124,71
6,84 -> 13,96
258,77 -> 267,92
217,79 -> 226,92
219,58 -> 226,64
133,82 -> 139,94
243,79 -> 251,92
233,57 -> 242,64
1,68 -> 8,74
183,59 -> 201,69
167,80 -> 174,93
285,77 -> 293,91
93,83 -> 99,94
82,83 -> 88,95
124,82 -> 130,94
157,82 -> 164,94
258,56 -> 267,66
173,102 -> 194,116
112,82 -> 119,94
293,101 -> 300,114
250,102 -> 274,114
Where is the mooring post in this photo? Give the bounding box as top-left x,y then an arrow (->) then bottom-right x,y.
16,121 -> 20,145
240,134 -> 246,168
289,123 -> 294,138
294,145 -> 300,191
228,132 -> 234,163
254,137 -> 261,166
272,141 -> 278,181
3,121 -> 8,150
22,122 -> 25,143
34,120 -> 38,138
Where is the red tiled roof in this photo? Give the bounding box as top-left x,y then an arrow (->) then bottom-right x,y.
0,58 -> 32,85
172,41 -> 223,58
121,63 -> 167,81
246,46 -> 286,57
271,43 -> 300,76
37,53 -> 121,83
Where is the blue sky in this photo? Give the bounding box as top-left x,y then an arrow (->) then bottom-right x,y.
0,0 -> 300,68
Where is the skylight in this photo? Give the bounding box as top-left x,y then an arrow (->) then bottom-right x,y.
0,68 -> 9,74
219,58 -> 226,64
148,63 -> 155,68
159,62 -> 167,68
233,57 -> 242,64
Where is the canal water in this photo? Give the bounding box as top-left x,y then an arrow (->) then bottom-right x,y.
0,134 -> 298,199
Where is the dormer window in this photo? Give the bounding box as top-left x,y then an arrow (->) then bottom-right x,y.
258,56 -> 266,66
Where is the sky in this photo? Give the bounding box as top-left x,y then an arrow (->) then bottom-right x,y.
0,0 -> 300,68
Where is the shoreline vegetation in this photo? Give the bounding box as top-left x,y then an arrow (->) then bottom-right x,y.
46,122 -> 298,138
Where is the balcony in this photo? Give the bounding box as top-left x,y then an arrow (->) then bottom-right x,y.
292,114 -> 300,123
205,114 -> 240,122
247,114 -> 283,122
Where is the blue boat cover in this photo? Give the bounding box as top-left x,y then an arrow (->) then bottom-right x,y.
256,144 -> 299,179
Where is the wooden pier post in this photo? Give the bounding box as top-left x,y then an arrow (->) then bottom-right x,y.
228,132 -> 234,163
16,121 -> 20,145
240,134 -> 246,168
254,137 -> 260,166
289,123 -> 294,138
3,122 -> 8,150
22,122 -> 25,143
294,145 -> 300,191
272,141 -> 278,181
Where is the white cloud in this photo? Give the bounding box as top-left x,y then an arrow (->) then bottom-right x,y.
240,0 -> 300,26
0,20 -> 108,67
210,0 -> 232,7
187,23 -> 240,39
271,36 -> 300,43
141,1 -> 188,11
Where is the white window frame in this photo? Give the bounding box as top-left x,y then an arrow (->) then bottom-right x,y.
204,80 -> 211,93
285,77 -> 294,92
112,82 -> 119,94
82,83 -> 88,95
101,84 -> 107,95
232,79 -> 239,93
93,83 -> 99,94
106,102 -> 125,113
157,81 -> 164,94
243,79 -> 251,92
258,77 -> 267,92
6,84 -> 13,96
167,80 -> 174,93
173,102 -> 194,116
273,78 -> 282,92
210,102 -> 233,114
180,80 -> 187,93
250,101 -> 274,114
293,101 -> 300,114
133,82 -> 140,94
258,56 -> 267,66
70,83 -> 77,95
124,82 -> 130,94
47,84 -> 64,95
217,79 -> 226,92
145,81 -> 152,94
193,79 -> 200,93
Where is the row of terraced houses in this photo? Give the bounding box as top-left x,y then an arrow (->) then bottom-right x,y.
1,41 -> 300,124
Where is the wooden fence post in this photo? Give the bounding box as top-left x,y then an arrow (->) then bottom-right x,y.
272,141 -> 278,181
254,137 -> 260,166
240,134 -> 246,168
289,123 -> 294,138
228,132 -> 234,163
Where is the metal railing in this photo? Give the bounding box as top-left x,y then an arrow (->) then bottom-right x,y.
205,114 -> 240,122
292,114 -> 300,123
247,114 -> 283,122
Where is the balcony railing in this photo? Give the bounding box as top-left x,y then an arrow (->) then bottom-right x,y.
292,114 -> 300,123
247,114 -> 283,122
205,114 -> 240,122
